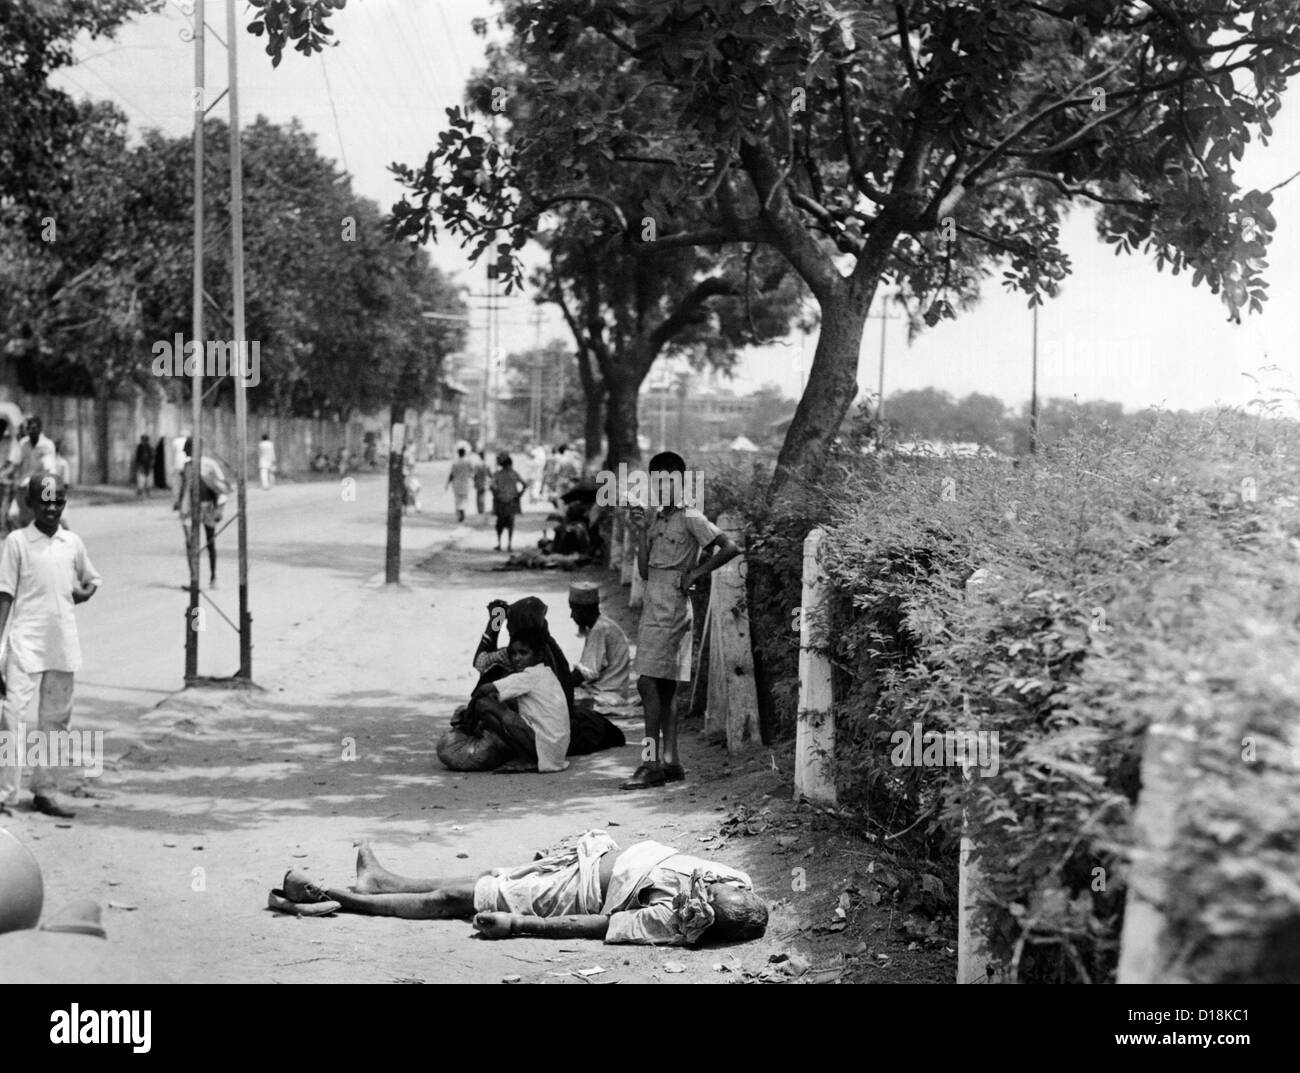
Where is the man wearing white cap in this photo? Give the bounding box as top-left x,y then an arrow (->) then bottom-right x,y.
567,582 -> 631,708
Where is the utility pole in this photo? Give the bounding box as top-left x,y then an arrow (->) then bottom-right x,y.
530,306 -> 543,445
675,371 -> 690,449
226,0 -> 251,678
481,265 -> 496,451
185,0 -> 205,682
658,376 -> 667,452
1030,302 -> 1040,455
867,290 -> 898,446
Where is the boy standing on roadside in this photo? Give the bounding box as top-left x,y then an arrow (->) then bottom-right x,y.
622,452 -> 738,790
0,475 -> 101,818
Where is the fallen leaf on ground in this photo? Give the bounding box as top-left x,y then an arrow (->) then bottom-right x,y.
108,901 -> 138,911
662,961 -> 686,974
576,966 -> 605,977
502,975 -> 521,984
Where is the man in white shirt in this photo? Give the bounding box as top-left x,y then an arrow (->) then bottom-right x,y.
7,418 -> 57,530
257,433 -> 276,489
566,582 -> 631,707
470,634 -> 570,773
0,475 -> 101,818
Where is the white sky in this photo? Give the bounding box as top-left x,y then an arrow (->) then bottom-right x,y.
48,0 -> 1300,415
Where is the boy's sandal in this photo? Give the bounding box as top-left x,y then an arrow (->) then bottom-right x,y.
662,763 -> 687,783
621,762 -> 666,790
268,890 -> 341,917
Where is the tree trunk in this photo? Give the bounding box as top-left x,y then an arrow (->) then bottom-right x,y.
575,344 -> 603,464
584,391 -> 603,465
603,372 -> 642,469
385,400 -> 404,583
95,381 -> 112,485
769,289 -> 873,499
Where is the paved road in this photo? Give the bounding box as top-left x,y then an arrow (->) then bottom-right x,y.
70,461 -> 467,720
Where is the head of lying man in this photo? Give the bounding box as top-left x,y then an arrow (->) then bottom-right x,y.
702,882 -> 769,943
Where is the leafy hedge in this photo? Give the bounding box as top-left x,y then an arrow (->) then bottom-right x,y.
707,411 -> 1300,983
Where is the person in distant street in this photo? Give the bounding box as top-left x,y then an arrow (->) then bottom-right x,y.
490,453 -> 528,552
9,418 -> 57,531
152,436 -> 170,491
403,444 -> 422,515
541,446 -> 558,502
174,438 -> 229,589
171,429 -> 190,490
529,443 -> 547,503
472,452 -> 491,515
257,433 -> 276,490
446,446 -> 475,524
51,440 -> 72,531
554,444 -> 580,501
134,435 -> 154,498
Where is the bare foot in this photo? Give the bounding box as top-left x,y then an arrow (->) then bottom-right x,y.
351,840 -> 401,894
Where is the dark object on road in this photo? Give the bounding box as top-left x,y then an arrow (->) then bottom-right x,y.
436,722 -> 515,772
567,704 -> 626,756
495,550 -> 589,571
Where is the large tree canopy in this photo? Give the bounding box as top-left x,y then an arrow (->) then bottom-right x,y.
1,104 -> 464,422
254,0 -> 1299,490
0,0 -> 160,213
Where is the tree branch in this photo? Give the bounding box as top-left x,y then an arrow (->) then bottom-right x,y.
970,169 -> 1158,209
738,138 -> 843,303
646,276 -> 735,358
894,3 -> 920,85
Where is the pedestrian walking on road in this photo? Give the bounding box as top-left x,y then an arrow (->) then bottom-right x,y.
472,452 -> 491,515
134,435 -> 153,498
257,433 -> 276,490
403,444 -> 422,515
491,453 -> 528,552
152,436 -> 169,491
0,474 -> 101,819
175,439 -> 230,589
171,429 -> 190,490
528,443 -> 546,503
447,446 -> 475,524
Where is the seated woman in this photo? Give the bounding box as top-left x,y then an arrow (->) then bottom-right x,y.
436,597 -> 623,772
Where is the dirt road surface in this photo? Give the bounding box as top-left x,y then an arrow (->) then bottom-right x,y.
2,464 -> 952,984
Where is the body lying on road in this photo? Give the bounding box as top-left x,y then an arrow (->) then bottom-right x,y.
275,831 -> 767,946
